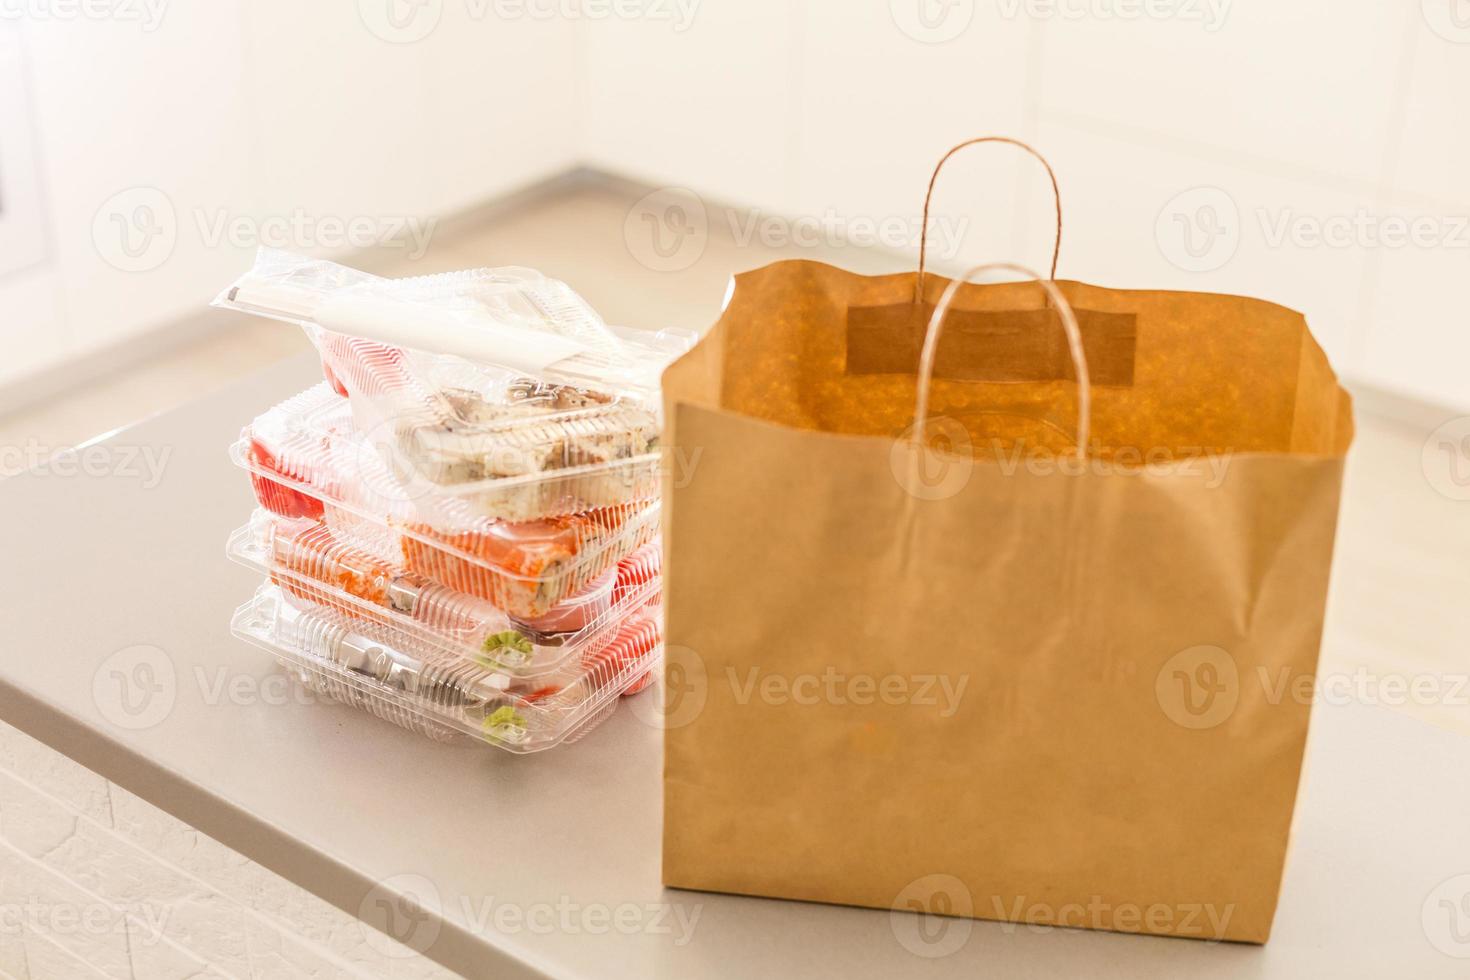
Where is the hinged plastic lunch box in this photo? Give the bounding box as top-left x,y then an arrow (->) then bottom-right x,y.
232,384 -> 660,618
216,249 -> 693,511
228,508 -> 662,679
231,583 -> 662,752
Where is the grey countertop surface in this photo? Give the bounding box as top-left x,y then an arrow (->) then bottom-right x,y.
1,353 -> 1466,978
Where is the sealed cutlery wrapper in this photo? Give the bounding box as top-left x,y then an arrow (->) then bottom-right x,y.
230,582 -> 664,752
227,508 -> 662,676
214,247 -> 623,378
231,383 -> 661,616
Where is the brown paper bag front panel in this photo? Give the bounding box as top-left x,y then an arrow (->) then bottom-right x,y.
662,404 -> 1344,944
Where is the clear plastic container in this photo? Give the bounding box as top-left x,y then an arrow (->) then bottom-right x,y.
227,508 -> 662,677
232,384 -> 661,617
214,250 -> 693,516
230,582 -> 663,752
613,542 -> 661,606
328,338 -> 665,519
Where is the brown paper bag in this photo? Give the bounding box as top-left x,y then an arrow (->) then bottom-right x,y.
657,139 -> 1353,945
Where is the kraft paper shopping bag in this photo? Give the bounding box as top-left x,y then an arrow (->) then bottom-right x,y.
657,138 -> 1352,945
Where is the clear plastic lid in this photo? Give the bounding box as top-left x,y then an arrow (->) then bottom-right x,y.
246,376 -> 663,526
213,250 -> 694,500
231,581 -> 662,753
227,508 -> 662,678
233,384 -> 661,617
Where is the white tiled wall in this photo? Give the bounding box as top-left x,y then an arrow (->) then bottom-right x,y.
0,720 -> 455,979
0,6 -> 580,386
5,3 -> 1462,407
580,1 -> 1469,411
580,0 -> 800,209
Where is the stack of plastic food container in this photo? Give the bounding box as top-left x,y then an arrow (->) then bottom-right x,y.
215,250 -> 685,752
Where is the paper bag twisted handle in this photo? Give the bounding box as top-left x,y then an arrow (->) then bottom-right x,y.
912,262 -> 1092,457
916,137 -> 1063,303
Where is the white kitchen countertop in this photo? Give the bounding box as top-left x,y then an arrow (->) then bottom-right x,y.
0,354 -> 1466,978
